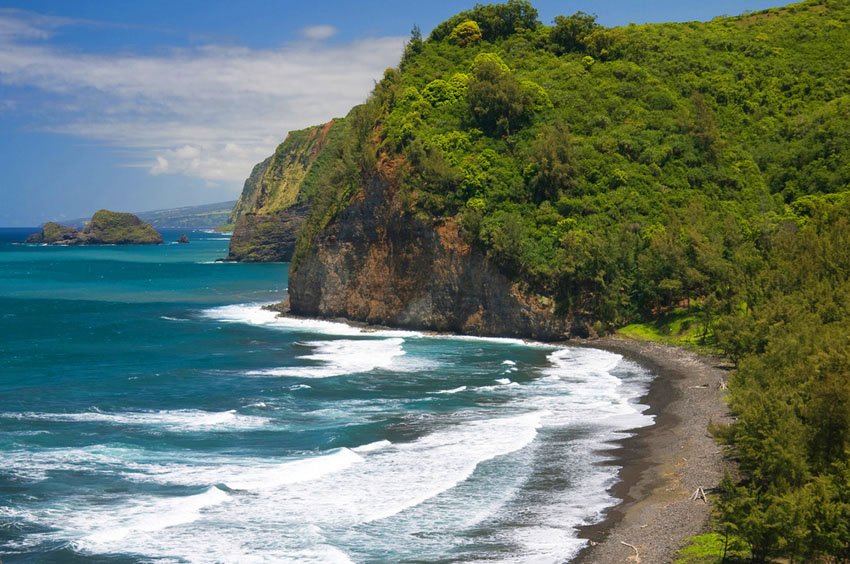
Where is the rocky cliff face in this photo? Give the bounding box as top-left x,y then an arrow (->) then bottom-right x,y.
26,210 -> 163,245
228,203 -> 311,262
288,171 -> 575,341
227,121 -> 337,262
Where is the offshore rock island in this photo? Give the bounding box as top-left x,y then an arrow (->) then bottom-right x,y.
26,209 -> 163,245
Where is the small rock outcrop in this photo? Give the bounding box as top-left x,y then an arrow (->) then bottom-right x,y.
177,234 -> 190,244
25,222 -> 80,245
26,210 -> 163,245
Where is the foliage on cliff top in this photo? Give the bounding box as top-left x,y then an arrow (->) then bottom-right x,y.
283,2 -> 850,558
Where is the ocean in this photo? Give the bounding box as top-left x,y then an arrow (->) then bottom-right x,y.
0,228 -> 653,563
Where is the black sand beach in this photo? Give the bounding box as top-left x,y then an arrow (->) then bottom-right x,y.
574,336 -> 734,563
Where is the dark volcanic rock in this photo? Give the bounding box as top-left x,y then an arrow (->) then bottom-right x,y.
25,222 -> 81,244
226,203 -> 310,262
288,174 -> 574,341
177,234 -> 190,244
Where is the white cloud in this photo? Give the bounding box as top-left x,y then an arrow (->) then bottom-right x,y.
174,145 -> 201,159
0,10 -> 405,187
0,8 -> 77,41
150,156 -> 169,175
301,24 -> 337,40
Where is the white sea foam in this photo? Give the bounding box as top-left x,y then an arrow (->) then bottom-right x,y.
1,445 -> 143,482
434,334 -> 555,348
226,448 -> 362,491
502,360 -> 516,366
247,338 -> 406,378
476,382 -> 522,393
7,413 -> 542,562
201,303 -> 421,338
429,386 -> 467,395
3,330 -> 655,562
352,440 -> 392,453
264,411 -> 545,524
77,486 -> 229,547
526,347 -> 653,431
2,409 -> 271,431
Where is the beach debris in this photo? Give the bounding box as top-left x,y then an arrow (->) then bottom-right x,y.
719,379 -> 728,390
620,541 -> 641,562
690,487 -> 708,503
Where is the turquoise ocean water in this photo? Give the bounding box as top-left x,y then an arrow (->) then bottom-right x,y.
0,228 -> 654,563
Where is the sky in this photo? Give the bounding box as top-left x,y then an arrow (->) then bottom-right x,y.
0,0 -> 784,226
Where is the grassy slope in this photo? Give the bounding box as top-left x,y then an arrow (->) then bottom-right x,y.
229,120 -> 347,228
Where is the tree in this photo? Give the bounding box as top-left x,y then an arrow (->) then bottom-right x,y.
526,123 -> 576,203
449,20 -> 482,47
429,0 -> 538,42
550,12 -> 599,54
468,58 -> 546,137
401,25 -> 423,67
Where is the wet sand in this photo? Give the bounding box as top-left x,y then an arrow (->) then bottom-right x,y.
573,336 -> 734,563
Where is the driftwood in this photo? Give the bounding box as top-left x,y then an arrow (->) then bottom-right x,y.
620,541 -> 641,563
690,487 -> 708,503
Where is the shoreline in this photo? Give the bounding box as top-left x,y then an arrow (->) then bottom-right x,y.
264,306 -> 734,560
572,335 -> 733,563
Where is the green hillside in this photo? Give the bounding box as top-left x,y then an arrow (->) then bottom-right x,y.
135,201 -> 235,230
287,1 -> 850,560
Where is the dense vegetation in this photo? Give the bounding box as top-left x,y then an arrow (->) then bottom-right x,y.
285,1 -> 850,559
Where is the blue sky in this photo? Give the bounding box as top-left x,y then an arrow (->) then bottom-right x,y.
0,0 -> 783,226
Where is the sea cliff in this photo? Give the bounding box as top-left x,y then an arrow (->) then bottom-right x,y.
287,171 -> 575,340
226,120 -> 339,262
